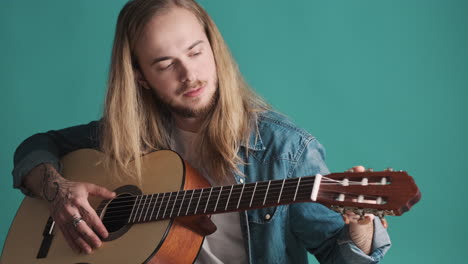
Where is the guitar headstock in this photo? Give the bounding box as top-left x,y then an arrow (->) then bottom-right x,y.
316,169 -> 421,218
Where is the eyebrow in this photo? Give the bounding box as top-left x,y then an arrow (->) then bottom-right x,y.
150,40 -> 204,65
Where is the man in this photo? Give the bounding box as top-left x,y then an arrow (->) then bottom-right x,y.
12,0 -> 390,263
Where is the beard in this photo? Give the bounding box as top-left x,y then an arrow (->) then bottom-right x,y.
152,79 -> 219,119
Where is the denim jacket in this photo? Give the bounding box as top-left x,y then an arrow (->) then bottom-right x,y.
12,111 -> 391,263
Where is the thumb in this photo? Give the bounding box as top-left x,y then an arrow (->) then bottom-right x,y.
86,183 -> 116,199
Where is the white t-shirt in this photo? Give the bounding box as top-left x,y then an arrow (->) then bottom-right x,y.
173,128 -> 248,264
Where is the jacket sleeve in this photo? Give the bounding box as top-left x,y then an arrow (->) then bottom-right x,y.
288,138 -> 391,264
12,121 -> 101,195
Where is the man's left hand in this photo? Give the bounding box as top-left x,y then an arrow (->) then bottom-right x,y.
343,165 -> 375,255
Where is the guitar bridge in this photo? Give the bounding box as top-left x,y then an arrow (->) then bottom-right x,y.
37,217 -> 55,259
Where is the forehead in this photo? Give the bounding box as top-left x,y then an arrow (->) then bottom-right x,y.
138,7 -> 207,55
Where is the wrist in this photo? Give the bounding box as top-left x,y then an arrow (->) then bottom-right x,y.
23,163 -> 64,200
349,219 -> 374,255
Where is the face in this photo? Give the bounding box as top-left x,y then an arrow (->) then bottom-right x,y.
135,7 -> 218,119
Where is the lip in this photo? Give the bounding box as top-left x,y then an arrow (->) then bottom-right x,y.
183,84 -> 205,97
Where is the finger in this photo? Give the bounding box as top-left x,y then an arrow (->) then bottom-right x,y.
74,219 -> 103,250
60,220 -> 92,254
69,226 -> 94,254
60,224 -> 82,254
344,211 -> 360,222
85,183 -> 116,199
79,203 -> 109,239
342,214 -> 350,224
351,165 -> 365,172
364,213 -> 375,221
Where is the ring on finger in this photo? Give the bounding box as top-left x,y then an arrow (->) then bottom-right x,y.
72,217 -> 85,228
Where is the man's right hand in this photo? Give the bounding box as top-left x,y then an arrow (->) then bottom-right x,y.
24,164 -> 116,254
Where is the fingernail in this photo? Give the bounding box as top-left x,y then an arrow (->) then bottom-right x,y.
342,215 -> 350,224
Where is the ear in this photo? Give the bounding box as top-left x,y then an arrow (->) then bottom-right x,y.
134,68 -> 151,90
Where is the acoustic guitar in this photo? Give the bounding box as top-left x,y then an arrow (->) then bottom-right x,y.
1,149 -> 420,264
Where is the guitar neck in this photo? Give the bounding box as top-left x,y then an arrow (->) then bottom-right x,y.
110,176 -> 317,224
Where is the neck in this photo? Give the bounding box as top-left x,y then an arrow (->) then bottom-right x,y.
122,175 -> 320,223
173,114 -> 205,132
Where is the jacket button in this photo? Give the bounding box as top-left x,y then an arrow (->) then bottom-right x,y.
239,178 -> 245,184
265,214 -> 271,220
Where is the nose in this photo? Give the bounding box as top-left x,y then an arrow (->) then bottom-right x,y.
179,61 -> 197,83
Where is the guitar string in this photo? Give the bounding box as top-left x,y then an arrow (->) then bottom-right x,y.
99,178 -> 385,223
101,190 -> 318,224
104,176 -> 382,206
99,177 -> 383,215
100,180 -> 319,222
100,189 -> 384,225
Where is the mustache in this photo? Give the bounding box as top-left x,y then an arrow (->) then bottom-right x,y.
176,80 -> 207,95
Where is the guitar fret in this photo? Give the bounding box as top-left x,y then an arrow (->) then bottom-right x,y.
249,182 -> 258,208
177,190 -> 187,217
302,177 -> 316,201
170,191 -> 179,218
149,193 -> 160,221
143,194 -> 153,222
214,186 -> 223,212
124,176 -> 319,221
293,177 -> 301,201
278,179 -> 286,204
204,187 -> 213,213
186,190 -> 195,216
195,189 -> 204,214
225,185 -> 234,211
263,180 -> 271,206
138,195 -> 148,222
156,193 -> 165,220
128,195 -> 139,223
163,192 -> 172,219
237,184 -> 245,209
139,195 -> 146,222
133,195 -> 143,223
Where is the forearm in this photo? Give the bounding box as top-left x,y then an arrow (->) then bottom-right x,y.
12,120 -> 101,195
22,163 -> 66,199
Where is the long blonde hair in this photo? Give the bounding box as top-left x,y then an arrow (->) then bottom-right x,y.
102,0 -> 269,184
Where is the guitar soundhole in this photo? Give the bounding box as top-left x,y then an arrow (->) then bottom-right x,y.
97,185 -> 142,241
102,193 -> 135,233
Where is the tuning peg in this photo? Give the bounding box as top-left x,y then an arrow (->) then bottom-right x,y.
354,208 -> 365,217
384,167 -> 394,172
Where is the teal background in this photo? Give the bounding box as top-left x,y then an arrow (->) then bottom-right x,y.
1,0 -> 466,263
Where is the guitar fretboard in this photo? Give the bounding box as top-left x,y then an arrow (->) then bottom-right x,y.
104,176 -> 317,224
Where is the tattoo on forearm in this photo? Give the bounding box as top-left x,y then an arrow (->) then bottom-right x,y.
41,165 -> 74,218
42,164 -> 59,202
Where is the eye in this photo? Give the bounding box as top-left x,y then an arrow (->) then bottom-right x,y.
190,51 -> 202,57
159,63 -> 174,71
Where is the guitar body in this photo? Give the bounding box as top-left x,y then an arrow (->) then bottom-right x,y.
1,149 -> 208,264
